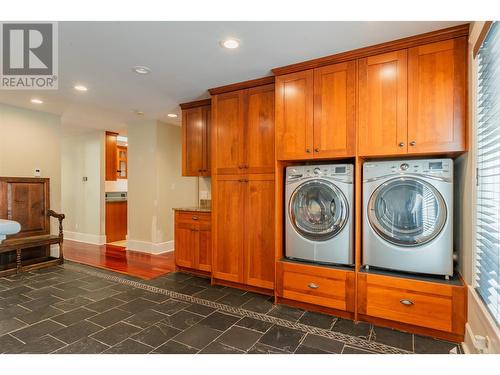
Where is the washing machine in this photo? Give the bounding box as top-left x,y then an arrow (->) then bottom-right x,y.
285,164 -> 354,265
363,159 -> 453,277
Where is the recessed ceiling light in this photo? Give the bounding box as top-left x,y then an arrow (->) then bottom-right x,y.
74,84 -> 88,92
132,66 -> 152,75
220,38 -> 240,49
167,113 -> 178,118
31,98 -> 43,104
134,110 -> 144,116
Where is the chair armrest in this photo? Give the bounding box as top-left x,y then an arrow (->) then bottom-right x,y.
47,210 -> 65,238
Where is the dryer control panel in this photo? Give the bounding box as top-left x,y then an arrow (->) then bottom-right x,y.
363,159 -> 453,180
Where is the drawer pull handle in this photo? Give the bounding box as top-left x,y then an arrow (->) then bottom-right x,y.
192,216 -> 199,220
308,282 -> 319,289
400,299 -> 414,306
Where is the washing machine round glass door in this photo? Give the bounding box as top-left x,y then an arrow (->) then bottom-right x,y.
289,179 -> 348,241
368,177 -> 447,246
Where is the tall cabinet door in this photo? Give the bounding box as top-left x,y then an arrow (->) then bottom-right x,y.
313,61 -> 356,158
201,106 -> 211,176
213,175 -> 245,283
358,50 -> 408,156
408,38 -> 467,153
212,91 -> 245,174
244,174 -> 275,290
246,84 -> 275,173
182,107 -> 204,176
276,70 -> 314,160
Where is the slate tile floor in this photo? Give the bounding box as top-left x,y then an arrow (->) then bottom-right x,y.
0,262 -> 463,354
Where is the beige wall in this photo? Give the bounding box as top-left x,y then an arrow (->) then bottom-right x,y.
127,120 -> 197,249
0,104 -> 62,236
61,130 -> 106,243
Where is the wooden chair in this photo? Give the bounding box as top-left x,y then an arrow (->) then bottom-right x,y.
0,177 -> 65,276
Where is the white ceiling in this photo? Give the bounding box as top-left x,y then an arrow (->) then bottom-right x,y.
0,21 -> 465,134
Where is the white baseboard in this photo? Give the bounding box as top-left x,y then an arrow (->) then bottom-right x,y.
126,239 -> 174,254
64,231 -> 106,245
464,285 -> 500,354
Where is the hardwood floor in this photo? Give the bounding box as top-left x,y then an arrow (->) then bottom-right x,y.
64,240 -> 175,280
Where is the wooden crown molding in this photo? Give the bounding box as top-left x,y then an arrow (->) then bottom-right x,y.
272,23 -> 470,75
208,75 -> 275,95
179,98 -> 212,110
473,21 -> 493,58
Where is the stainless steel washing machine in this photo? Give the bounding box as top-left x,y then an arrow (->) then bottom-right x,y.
363,159 -> 453,277
285,164 -> 354,265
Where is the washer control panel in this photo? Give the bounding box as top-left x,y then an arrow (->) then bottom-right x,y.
363,159 -> 453,180
286,164 -> 353,183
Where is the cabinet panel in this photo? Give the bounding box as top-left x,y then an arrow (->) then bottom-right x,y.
245,174 -> 275,289
198,226 -> 212,272
202,106 -> 211,176
105,131 -> 118,181
313,61 -> 356,157
182,107 -> 204,176
358,50 -> 408,156
246,84 -> 275,173
213,91 -> 245,174
105,201 -> 127,243
174,223 -> 196,269
213,176 -> 245,283
276,70 -> 314,160
408,38 -> 467,153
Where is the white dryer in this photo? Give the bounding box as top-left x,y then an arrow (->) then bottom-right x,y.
285,164 -> 354,265
362,159 -> 453,277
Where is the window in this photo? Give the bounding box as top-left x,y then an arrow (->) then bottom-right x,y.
475,21 -> 500,325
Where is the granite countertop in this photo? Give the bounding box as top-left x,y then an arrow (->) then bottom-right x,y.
173,207 -> 211,213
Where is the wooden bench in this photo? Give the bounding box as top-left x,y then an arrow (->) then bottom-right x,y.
0,177 -> 65,277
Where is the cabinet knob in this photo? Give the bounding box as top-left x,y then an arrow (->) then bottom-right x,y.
308,282 -> 319,289
192,216 -> 199,220
410,141 -> 416,146
306,149 -> 311,153
398,142 -> 405,147
399,299 -> 414,306
314,148 -> 320,153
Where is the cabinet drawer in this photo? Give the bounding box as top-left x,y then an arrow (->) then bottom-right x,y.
277,261 -> 355,312
358,273 -> 466,333
175,211 -> 211,226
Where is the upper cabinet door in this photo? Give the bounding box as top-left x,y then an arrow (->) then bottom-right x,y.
408,38 -> 467,154
313,61 -> 356,158
182,105 -> 210,177
105,131 -> 118,181
358,50 -> 408,156
212,91 -> 245,174
246,84 -> 275,173
276,70 -> 314,160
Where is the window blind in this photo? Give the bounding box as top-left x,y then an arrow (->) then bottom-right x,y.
476,21 -> 500,325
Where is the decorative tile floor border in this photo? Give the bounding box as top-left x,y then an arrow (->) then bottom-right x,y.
64,263 -> 410,354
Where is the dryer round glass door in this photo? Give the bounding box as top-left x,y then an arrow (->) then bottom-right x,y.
368,177 -> 447,247
289,179 -> 349,241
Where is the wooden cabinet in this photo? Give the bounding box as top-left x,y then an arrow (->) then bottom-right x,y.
407,38 -> 467,153
358,51 -> 408,156
105,131 -> 118,181
181,99 -> 211,177
212,84 -> 275,175
275,70 -> 314,160
276,261 -> 355,312
313,61 -> 357,158
105,201 -> 127,243
213,174 -> 275,289
276,63 -> 356,160
174,211 -> 211,272
358,273 -> 466,338
117,146 -> 128,179
358,37 -> 467,156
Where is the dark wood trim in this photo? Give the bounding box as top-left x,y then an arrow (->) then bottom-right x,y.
208,76 -> 275,95
179,98 -> 212,110
105,131 -> 119,136
272,23 -> 470,75
473,21 -> 493,58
